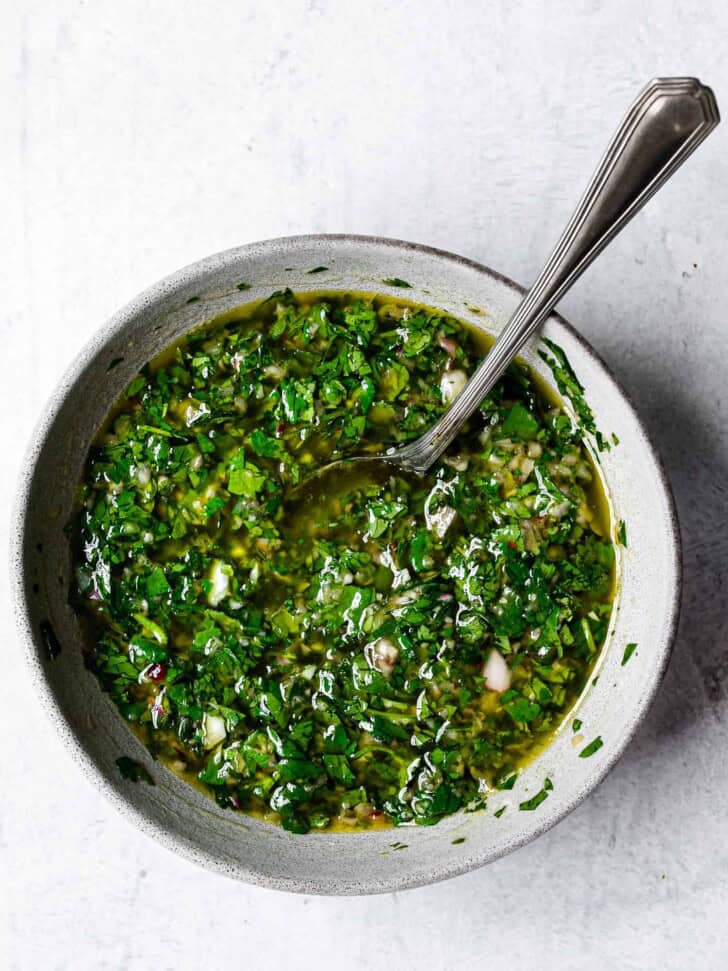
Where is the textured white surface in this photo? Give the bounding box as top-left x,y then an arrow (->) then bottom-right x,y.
2,1 -> 727,968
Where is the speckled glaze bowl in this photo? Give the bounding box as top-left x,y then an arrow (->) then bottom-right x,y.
11,236 -> 680,894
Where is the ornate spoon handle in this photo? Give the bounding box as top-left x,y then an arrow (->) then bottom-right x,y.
395,77 -> 719,473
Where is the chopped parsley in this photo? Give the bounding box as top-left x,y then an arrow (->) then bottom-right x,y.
579,736 -> 603,758
621,642 -> 638,666
73,292 -> 615,833
618,520 -> 627,546
519,778 -> 553,811
539,337 -> 606,449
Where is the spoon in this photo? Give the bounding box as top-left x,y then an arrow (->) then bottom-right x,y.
301,77 -> 719,491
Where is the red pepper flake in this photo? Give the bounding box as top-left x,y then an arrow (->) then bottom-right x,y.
395,345 -> 403,354
370,809 -> 384,819
507,540 -> 518,550
144,662 -> 167,682
276,422 -> 287,437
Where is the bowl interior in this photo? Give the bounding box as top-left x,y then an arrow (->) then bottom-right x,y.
12,236 -> 680,894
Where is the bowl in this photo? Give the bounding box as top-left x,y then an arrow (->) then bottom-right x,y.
11,235 -> 681,894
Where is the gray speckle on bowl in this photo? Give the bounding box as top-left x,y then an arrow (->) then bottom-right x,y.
10,235 -> 681,894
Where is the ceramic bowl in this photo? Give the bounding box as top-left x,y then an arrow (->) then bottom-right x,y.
11,235 -> 680,894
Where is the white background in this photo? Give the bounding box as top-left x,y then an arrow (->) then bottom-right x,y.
3,2 -> 728,968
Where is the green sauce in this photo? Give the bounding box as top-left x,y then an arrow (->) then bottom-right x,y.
74,291 -> 615,832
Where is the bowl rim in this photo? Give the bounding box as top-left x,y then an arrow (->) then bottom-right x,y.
10,233 -> 682,894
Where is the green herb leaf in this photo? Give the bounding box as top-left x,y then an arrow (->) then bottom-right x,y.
204,496 -> 226,517
249,429 -> 283,459
228,460 -> 266,496
501,690 -> 542,724
145,567 -> 170,598
621,642 -> 637,666
501,401 -> 540,439
618,520 -> 627,546
519,779 -> 552,811
323,754 -> 356,785
579,736 -> 603,758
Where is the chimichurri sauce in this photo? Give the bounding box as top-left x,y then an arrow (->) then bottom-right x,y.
74,291 -> 615,832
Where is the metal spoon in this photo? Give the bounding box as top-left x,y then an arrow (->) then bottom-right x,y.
306,77 -> 719,487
